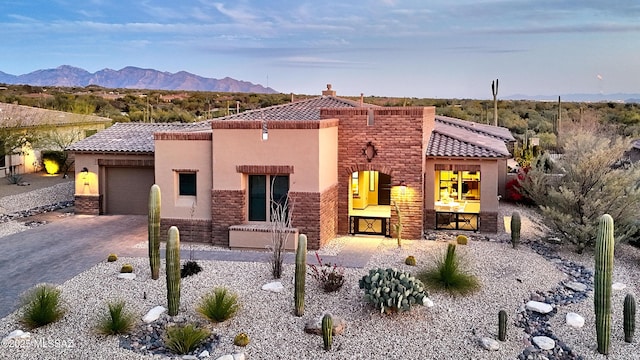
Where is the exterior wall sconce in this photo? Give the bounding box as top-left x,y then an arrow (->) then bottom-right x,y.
394,180 -> 407,195
81,167 -> 90,186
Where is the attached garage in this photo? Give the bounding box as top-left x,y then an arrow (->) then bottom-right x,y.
105,167 -> 154,215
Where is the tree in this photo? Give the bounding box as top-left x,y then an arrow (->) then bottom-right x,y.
518,129 -> 640,252
37,126 -> 83,176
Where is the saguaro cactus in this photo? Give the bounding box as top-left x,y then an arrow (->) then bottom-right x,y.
148,184 -> 161,280
510,211 -> 521,248
294,234 -> 307,317
594,214 -> 614,355
166,226 -> 181,316
322,313 -> 333,351
624,293 -> 636,343
498,309 -> 508,341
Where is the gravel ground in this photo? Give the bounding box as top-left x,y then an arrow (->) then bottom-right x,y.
0,198 -> 637,359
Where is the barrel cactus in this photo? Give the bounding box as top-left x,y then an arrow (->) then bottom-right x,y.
624,293 -> 636,343
148,184 -> 161,280
294,234 -> 307,317
107,253 -> 118,262
322,313 -> 333,351
166,226 -> 181,316
594,214 -> 614,355
456,234 -> 468,245
498,309 -> 507,341
233,332 -> 250,347
359,267 -> 428,314
120,264 -> 133,273
510,211 -> 521,248
405,256 -> 417,266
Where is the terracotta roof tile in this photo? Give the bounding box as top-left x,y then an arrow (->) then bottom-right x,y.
66,122 -> 208,153
427,120 -> 512,158
435,115 -> 515,142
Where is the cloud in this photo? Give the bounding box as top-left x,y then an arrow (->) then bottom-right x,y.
213,3 -> 258,23
278,56 -> 369,68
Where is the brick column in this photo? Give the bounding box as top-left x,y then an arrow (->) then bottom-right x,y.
74,195 -> 103,215
211,190 -> 246,246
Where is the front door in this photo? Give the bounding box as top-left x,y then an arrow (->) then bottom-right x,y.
378,173 -> 391,205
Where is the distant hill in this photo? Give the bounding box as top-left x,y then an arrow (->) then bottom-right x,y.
505,93 -> 640,103
0,65 -> 278,94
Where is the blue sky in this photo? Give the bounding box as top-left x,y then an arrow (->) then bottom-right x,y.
1,0 -> 639,99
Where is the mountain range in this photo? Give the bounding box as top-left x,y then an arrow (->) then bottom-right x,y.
0,65 -> 278,94
504,93 -> 640,103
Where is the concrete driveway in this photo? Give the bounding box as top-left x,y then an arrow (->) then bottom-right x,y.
0,215 -> 147,318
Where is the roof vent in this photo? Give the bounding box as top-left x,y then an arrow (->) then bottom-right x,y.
322,84 -> 336,96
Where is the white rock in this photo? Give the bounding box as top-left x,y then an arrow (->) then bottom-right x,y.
142,306 -> 167,323
563,281 -> 587,292
182,356 -> 198,360
525,301 -> 553,314
612,282 -> 626,290
532,336 -> 555,350
232,353 -> 246,360
261,281 -> 284,293
4,329 -> 31,340
566,312 -> 584,328
215,355 -> 234,360
199,350 -> 210,358
480,337 -> 500,351
117,273 -> 136,280
423,298 -> 434,307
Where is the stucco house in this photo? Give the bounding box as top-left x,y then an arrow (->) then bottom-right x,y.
68,86 -> 514,250
0,102 -> 112,178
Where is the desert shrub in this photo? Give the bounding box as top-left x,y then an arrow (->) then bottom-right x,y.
20,284 -> 66,329
6,173 -> 22,184
41,150 -> 65,175
181,260 -> 203,278
308,252 -> 345,292
95,300 -> 135,335
196,287 -> 239,323
358,268 -> 428,314
418,243 -> 480,296
164,323 -> 210,355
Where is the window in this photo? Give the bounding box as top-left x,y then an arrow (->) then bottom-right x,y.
179,173 -> 197,196
84,129 -> 97,138
0,141 -> 5,168
248,174 -> 289,222
438,170 -> 480,201
351,172 -> 359,197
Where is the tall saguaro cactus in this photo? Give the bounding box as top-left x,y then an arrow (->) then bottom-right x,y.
148,184 -> 161,280
594,214 -> 614,355
624,293 -> 636,343
294,234 -> 307,317
492,79 -> 499,126
322,313 -> 333,351
166,226 -> 181,316
510,211 -> 521,248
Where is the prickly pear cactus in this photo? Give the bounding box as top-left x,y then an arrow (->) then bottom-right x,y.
624,293 -> 636,343
294,234 -> 307,317
166,226 -> 181,316
510,211 -> 521,248
322,314 -> 333,351
148,184 -> 161,280
498,309 -> 507,341
594,214 -> 614,355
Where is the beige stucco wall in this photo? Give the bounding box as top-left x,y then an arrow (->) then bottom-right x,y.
73,153 -> 154,197
155,137 -> 212,220
212,126 -> 338,193
424,158 -> 500,213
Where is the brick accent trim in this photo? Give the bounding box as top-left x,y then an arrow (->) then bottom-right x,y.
211,189 -> 246,246
154,132 -> 212,141
236,165 -> 294,175
211,119 -> 339,130
480,211 -> 498,233
342,164 -> 394,177
75,195 -> 103,215
97,159 -> 154,167
160,218 -> 212,243
172,169 -> 199,173
289,191 -> 321,250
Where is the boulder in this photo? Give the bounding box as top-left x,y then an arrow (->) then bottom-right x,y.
612,282 -> 626,290
142,306 -> 167,323
532,336 -> 555,350
566,312 -> 584,328
563,281 -> 587,292
215,356 -> 234,360
304,315 -> 347,335
261,281 -> 284,293
423,298 -> 434,307
199,350 -> 210,358
480,337 -> 500,351
4,329 -> 31,341
525,301 -> 553,314
233,353 -> 246,360
117,273 -> 136,280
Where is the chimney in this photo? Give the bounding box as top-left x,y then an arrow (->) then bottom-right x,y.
322,84 -> 336,96
291,92 -> 294,102
360,93 -> 364,106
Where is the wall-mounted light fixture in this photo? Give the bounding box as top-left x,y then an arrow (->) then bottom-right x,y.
394,180 -> 407,195
81,167 -> 90,186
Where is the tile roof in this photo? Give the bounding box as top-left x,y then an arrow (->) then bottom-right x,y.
435,115 -> 515,142
210,96 -> 376,121
426,120 -> 512,158
0,102 -> 111,128
66,122 -> 208,153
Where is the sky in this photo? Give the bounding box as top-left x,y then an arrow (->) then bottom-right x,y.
0,0 -> 639,99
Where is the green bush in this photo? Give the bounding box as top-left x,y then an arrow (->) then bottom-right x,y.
95,300 -> 135,335
20,284 -> 66,329
358,268 -> 428,314
164,323 -> 210,355
196,287 -> 239,323
41,150 -> 66,174
418,243 -> 480,296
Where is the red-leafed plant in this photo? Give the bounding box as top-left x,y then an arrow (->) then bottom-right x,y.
308,252 -> 345,292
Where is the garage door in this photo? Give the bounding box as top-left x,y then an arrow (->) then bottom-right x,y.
105,167 -> 154,215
